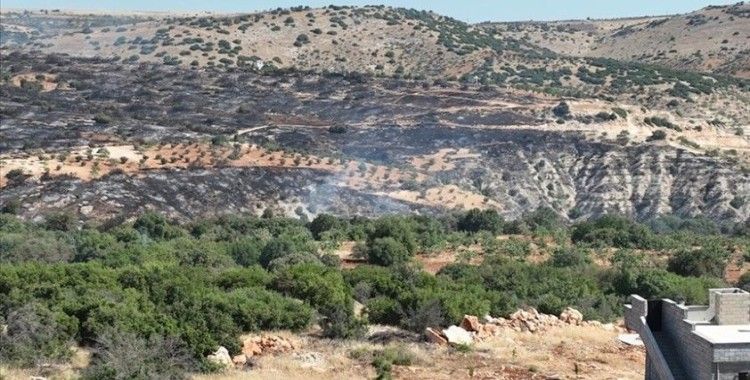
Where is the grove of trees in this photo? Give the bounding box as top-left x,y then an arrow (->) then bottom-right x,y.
0,208 -> 746,378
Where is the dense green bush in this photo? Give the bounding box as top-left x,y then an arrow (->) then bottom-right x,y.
457,208 -> 503,233
0,209 -> 742,373
368,237 -> 411,266
667,243 -> 730,278
366,216 -> 419,254
0,260 -> 314,373
0,302 -> 76,367
309,213 -> 341,239
571,215 -> 655,249
550,246 -> 591,267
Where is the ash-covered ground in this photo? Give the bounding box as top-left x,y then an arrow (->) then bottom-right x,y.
1,52 -> 748,225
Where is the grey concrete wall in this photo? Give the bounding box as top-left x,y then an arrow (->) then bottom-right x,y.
626,296 -> 676,380
714,290 -> 750,325
717,361 -> 750,380
625,295 -> 648,332
714,343 -> 750,362
662,300 -> 714,380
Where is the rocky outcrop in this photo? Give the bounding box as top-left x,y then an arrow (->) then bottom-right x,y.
559,307 -> 584,325
425,327 -> 449,345
426,308 -> 624,344
232,334 -> 298,367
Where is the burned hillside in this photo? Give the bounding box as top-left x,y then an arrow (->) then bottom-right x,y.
1,52 -> 748,225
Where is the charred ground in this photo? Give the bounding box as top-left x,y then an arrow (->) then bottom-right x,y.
1,52 -> 748,226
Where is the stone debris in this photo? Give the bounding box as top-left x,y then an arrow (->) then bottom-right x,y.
459,314 -> 482,332
232,354 -> 247,366
426,307 -> 626,344
206,346 -> 232,368
233,334 -> 299,368
424,327 -> 449,345
559,307 -> 584,325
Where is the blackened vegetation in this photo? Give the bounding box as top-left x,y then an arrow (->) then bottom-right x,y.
1,52 -> 748,225
0,52 -> 537,152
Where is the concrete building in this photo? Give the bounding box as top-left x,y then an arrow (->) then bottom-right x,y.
625,288 -> 750,380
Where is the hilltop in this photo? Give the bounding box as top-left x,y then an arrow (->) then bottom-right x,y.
3,5 -> 749,95
486,2 -> 750,78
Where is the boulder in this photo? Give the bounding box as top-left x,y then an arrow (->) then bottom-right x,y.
510,308 -> 536,322
242,334 -> 296,357
442,325 -> 473,345
460,315 -> 482,332
232,354 -> 247,366
425,327 -> 448,345
559,307 -> 584,325
242,339 -> 262,357
523,320 -> 538,333
207,346 -> 232,368
482,323 -> 500,337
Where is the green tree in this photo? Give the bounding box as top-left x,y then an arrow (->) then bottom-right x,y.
309,213 -> 340,240
457,208 -> 503,233
368,237 -> 410,266
667,244 -> 730,278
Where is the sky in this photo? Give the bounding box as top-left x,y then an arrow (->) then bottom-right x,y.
1,0 -> 736,22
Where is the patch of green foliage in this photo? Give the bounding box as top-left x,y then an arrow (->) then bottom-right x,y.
0,208 -> 744,376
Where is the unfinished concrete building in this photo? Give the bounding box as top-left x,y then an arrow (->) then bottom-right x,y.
625,288 -> 750,380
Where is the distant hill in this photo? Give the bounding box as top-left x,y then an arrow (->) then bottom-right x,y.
486,2 -> 750,78
2,5 -> 748,114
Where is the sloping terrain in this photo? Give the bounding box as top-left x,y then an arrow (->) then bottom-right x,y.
487,2 -> 750,78
1,6 -> 748,380
1,52 -> 748,225
3,5 -> 749,105
1,5 -> 749,226
3,6 -> 534,79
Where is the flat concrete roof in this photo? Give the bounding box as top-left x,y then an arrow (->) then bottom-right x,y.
693,325 -> 750,344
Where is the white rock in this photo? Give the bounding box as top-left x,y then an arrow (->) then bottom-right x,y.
559,307 -> 584,325
207,346 -> 232,368
442,325 -> 473,345
618,334 -> 644,346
